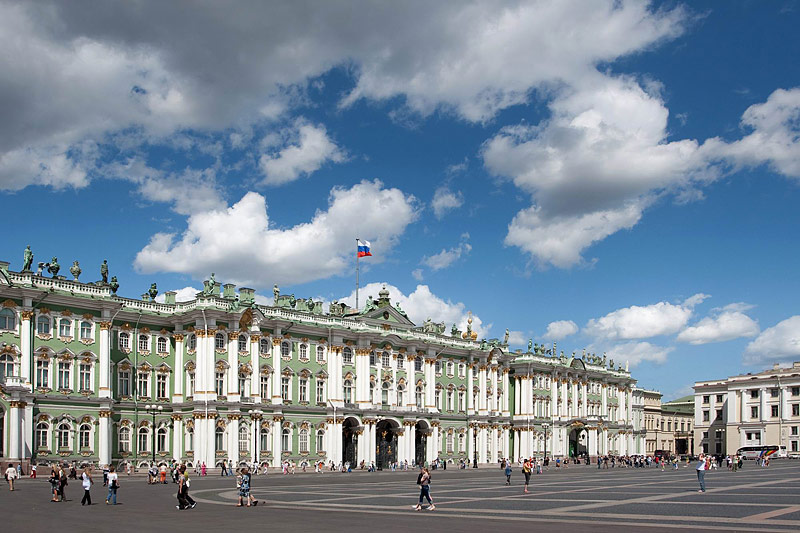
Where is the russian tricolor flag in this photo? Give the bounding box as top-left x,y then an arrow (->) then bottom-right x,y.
357,239 -> 372,258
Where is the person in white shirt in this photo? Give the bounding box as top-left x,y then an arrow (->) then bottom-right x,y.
5,463 -> 18,491
696,453 -> 708,493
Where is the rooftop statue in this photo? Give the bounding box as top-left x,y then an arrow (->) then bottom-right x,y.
394,301 -> 408,318
527,339 -> 533,352
609,358 -> 614,369
209,272 -> 216,286
273,284 -> 279,304
100,260 -> 108,283
451,323 -> 458,337
504,328 -> 509,345
363,295 -> 377,312
47,257 -> 60,278
69,260 -> 81,281
148,282 -> 158,300
109,276 -> 119,295
22,245 -> 33,272
480,339 -> 487,350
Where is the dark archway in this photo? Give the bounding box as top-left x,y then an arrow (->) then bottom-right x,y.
415,421 -> 429,466
342,417 -> 359,466
375,419 -> 398,469
568,427 -> 587,458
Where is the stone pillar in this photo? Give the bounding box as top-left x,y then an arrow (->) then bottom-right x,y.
271,338 -> 283,406
478,425 -> 487,463
780,387 -> 789,421
561,379 -> 568,417
467,362 -> 475,413
588,427 -> 597,457
228,331 -> 239,399
228,415 -> 240,466
740,390 -> 747,422
328,345 -> 342,404
429,422 -> 440,461
98,409 -> 112,467
514,376 -> 521,416
404,352 -> 415,410
8,400 -> 22,461
759,386 -> 767,421
601,384 -> 608,417
98,321 -> 112,398
172,415 -> 183,461
581,382 -> 588,418
248,332 -> 259,401
550,377 -> 557,419
478,364 -> 488,414
368,422 -> 376,464
397,424 -> 406,464
424,355 -> 436,412
173,333 -> 184,402
272,417 -> 282,468
355,348 -> 370,408
406,421 -> 416,465
489,367 -> 497,412
20,311 -> 33,387
502,369 -> 511,416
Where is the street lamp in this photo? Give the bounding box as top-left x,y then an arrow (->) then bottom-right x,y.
145,404 -> 162,466
542,423 -> 549,464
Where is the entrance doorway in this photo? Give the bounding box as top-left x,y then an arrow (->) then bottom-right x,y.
376,419 -> 398,469
568,427 -> 588,458
415,421 -> 428,466
342,417 -> 359,466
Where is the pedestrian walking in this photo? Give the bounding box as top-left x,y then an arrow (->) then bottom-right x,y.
504,462 -> 512,485
50,466 -> 62,502
696,453 -> 708,493
413,468 -> 435,511
59,464 -> 69,501
81,466 -> 93,506
201,462 -> 207,476
522,459 -> 532,494
30,464 -> 37,479
5,463 -> 18,491
106,466 -> 119,505
236,467 -> 256,507
176,465 -> 196,510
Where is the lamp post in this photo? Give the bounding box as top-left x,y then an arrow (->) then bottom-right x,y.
542,423 -> 549,464
145,404 -> 162,466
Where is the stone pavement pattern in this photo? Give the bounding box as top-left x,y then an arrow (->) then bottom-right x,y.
2,462 -> 799,532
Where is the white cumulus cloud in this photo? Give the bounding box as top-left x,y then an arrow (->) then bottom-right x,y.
431,187 -> 464,219
677,304 -> 760,345
259,119 -> 345,185
541,320 -> 579,341
154,286 -> 201,303
134,179 -> 418,287
605,341 -> 674,368
421,235 -> 471,271
744,316 -> 800,366
585,294 -> 707,341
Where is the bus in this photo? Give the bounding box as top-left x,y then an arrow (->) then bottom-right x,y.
736,445 -> 788,459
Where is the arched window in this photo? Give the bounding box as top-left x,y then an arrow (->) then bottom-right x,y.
138,427 -> 150,452
157,337 -> 168,353
446,432 -> 454,453
281,342 -> 290,358
36,422 -> 49,449
186,427 -> 194,452
80,321 -> 92,339
397,355 -> 403,369
188,334 -> 197,351
119,427 -> 131,453
299,428 -> 308,453
119,331 -> 130,350
381,381 -> 390,406
316,429 -> 325,452
0,308 -> 16,330
157,427 -> 168,452
37,315 -> 51,335
369,351 -> 376,366
215,426 -> 225,451
239,425 -> 250,453
447,389 -> 454,411
381,351 -> 390,367
260,373 -> 270,400
259,338 -> 269,355
343,379 -> 353,404
316,346 -> 324,362
397,385 -> 405,407
435,360 -> 441,374
215,369 -> 225,396
59,319 -> 72,337
446,362 -> 454,376
369,381 -> 375,403
414,356 -> 422,372
57,422 -> 71,449
343,347 -> 353,364
79,424 -> 92,449
415,386 -> 423,409
0,354 -> 16,377
215,333 -> 225,350
260,427 -> 270,452
238,335 -> 248,352
281,428 -> 291,452
138,334 -> 149,352
299,344 -> 308,360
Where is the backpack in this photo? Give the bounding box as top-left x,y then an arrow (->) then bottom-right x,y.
416,472 -> 423,485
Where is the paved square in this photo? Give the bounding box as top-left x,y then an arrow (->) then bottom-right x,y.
2,462 -> 799,532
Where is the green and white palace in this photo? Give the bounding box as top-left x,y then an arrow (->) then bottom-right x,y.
0,257 -> 644,471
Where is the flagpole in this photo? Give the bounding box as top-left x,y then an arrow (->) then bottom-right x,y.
356,237 -> 360,311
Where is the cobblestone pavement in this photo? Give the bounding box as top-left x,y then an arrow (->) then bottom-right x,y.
2,461 -> 799,532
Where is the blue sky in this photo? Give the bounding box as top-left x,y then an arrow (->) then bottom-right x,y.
2,1 -> 799,399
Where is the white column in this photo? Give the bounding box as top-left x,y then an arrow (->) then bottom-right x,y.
229,416 -> 240,465
98,410 -> 111,467
173,334 -> 184,401
249,332 -> 259,400
271,338 -> 282,406
404,353 -> 415,410
7,401 -> 20,460
356,348 -> 370,407
780,387 -> 789,421
228,333 -> 239,398
489,367 -> 497,412
502,369 -> 510,416
478,365 -> 488,414
550,377 -> 557,419
98,321 -> 111,398
760,387 -> 767,421
407,422 -> 416,465
740,390 -> 747,422
424,356 -> 436,411
581,382 -> 588,418
514,377 -> 521,416
172,417 -> 183,461
467,425 -> 474,463
368,422 -> 376,464
601,384 -> 608,417
588,428 -> 597,457
20,311 -> 32,387
467,363 -> 475,413
397,425 -> 406,464
561,380 -> 568,417
272,418 -> 282,467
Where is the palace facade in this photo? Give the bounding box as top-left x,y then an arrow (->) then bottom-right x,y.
0,258 -> 643,471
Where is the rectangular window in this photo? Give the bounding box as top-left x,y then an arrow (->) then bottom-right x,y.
36,360 -> 49,388
80,321 -> 93,339
702,431 -> 709,439
771,389 -> 780,398
792,441 -> 799,452
316,380 -> 325,404
79,363 -> 91,391
58,362 -> 70,389
703,395 -> 709,404
119,371 -> 130,397
790,426 -> 798,436
239,375 -> 246,396
772,405 -> 779,418
138,334 -> 149,352
458,391 -> 465,412
716,394 -> 723,403
715,409 -> 723,420
751,406 -> 759,419
281,377 -> 290,401
702,410 -> 709,422
138,372 -> 149,398
157,373 -> 167,398
188,373 -> 195,397
215,372 -> 224,396
299,378 -> 308,402
794,404 -> 800,417
37,316 -> 50,335
792,387 -> 800,397
260,375 -> 270,400
751,389 -> 759,399
59,319 -> 72,337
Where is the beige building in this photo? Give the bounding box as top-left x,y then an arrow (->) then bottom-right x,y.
639,388 -> 693,455
694,362 -> 800,456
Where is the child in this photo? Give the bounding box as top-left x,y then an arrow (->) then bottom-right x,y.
504,462 -> 512,485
